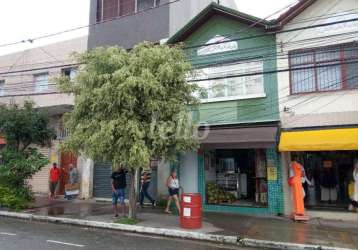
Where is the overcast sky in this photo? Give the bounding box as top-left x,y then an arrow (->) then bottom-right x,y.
0,0 -> 296,56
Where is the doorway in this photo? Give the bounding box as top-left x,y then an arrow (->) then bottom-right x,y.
58,152 -> 77,195
297,151 -> 357,210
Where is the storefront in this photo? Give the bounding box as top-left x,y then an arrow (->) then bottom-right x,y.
197,124 -> 284,215
279,127 -> 358,211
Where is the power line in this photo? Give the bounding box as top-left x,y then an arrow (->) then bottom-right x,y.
0,0 -> 182,49
2,29 -> 357,78
183,16 -> 358,50
189,58 -> 358,83
0,13 -> 357,73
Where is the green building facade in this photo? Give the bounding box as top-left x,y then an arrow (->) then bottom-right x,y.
168,3 -> 284,215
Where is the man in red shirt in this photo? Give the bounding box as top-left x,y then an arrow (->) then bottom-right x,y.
49,163 -> 60,199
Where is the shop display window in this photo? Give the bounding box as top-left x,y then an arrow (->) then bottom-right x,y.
295,151 -> 358,210
204,149 -> 268,207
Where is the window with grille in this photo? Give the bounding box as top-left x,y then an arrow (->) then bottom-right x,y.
96,0 -> 159,22
34,73 -> 49,93
289,43 -> 358,94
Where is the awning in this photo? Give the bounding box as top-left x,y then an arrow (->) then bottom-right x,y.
279,128 -> 358,152
199,126 -> 278,149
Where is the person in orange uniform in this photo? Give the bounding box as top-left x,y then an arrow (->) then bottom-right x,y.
49,163 -> 60,200
288,156 -> 306,218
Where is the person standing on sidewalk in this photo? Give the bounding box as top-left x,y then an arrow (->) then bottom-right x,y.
140,168 -> 156,208
349,160 -> 358,212
49,163 -> 60,200
165,170 -> 180,214
111,166 -> 127,218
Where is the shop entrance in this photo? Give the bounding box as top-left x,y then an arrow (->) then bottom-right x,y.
296,151 -> 357,210
204,148 -> 268,207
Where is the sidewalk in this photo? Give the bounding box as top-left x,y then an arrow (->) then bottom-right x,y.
8,196 -> 358,249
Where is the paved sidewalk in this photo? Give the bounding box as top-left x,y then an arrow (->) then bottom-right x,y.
20,196 -> 358,249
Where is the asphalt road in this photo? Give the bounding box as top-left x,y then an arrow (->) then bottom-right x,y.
0,217 -> 251,250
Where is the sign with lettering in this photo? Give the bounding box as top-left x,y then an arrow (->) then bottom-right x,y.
197,35 -> 238,56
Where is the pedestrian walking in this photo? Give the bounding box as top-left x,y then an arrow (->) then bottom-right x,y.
165,170 -> 180,214
140,168 -> 156,208
65,164 -> 80,200
69,164 -> 79,185
111,165 -> 127,218
49,163 -> 60,200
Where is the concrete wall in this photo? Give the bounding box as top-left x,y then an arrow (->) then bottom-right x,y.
157,159 -> 171,198
179,152 -> 198,193
0,36 -> 87,108
88,0 -> 170,50
276,0 -> 358,129
88,0 -> 240,50
169,0 -> 240,36
168,0 -> 213,36
78,156 -> 94,199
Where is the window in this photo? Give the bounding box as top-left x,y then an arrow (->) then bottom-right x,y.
34,73 -> 49,93
96,0 -> 154,22
62,67 -> 77,80
137,0 -> 159,11
289,43 -> 358,94
0,80 -> 4,96
193,61 -> 265,102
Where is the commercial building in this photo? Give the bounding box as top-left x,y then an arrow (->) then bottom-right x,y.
275,0 -> 358,217
165,3 -> 284,215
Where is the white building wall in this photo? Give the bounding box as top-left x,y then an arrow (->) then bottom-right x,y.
276,0 -> 358,129
277,0 -> 358,219
169,0 -> 239,36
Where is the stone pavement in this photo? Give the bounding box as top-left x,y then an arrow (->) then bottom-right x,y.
22,196 -> 358,249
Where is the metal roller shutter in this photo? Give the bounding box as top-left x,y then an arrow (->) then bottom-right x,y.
93,163 -> 131,199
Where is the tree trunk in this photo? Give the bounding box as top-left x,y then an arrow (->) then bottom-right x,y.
128,168 -> 137,219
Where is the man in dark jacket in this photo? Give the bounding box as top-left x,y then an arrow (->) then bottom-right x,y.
111,166 -> 127,218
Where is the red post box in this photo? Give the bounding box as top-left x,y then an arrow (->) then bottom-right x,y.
180,193 -> 202,229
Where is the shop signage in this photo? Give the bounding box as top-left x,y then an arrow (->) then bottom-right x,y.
197,35 -> 238,56
267,166 -> 277,181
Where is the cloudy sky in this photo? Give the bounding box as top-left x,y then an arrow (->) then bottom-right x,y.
0,0 -> 296,55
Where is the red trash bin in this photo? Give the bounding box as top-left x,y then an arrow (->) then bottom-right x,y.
180,193 -> 202,229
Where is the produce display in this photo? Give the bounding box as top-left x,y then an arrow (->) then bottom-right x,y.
206,182 -> 236,204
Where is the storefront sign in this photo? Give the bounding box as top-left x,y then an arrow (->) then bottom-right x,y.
197,35 -> 238,56
267,166 -> 277,181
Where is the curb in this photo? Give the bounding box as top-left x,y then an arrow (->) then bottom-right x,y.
239,238 -> 353,250
0,211 -> 353,250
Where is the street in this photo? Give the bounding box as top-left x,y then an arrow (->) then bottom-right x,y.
0,218 -> 250,250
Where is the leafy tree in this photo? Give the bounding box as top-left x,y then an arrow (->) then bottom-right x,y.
58,42 -> 199,219
0,101 -> 55,201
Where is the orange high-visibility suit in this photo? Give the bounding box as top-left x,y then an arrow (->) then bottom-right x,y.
289,161 -> 305,216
